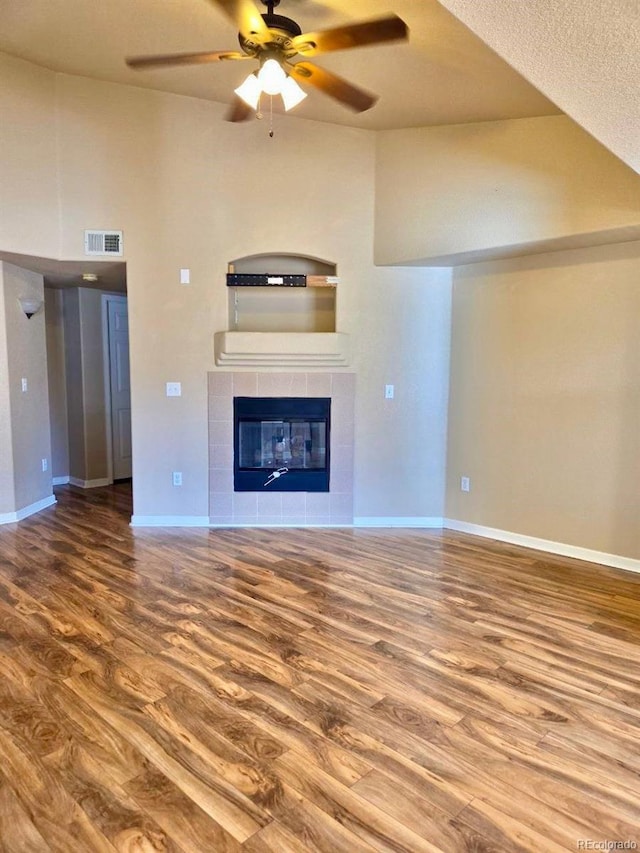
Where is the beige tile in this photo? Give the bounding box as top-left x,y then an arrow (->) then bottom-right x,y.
233,492 -> 258,515
257,373 -> 296,396
210,469 -> 233,493
281,517 -> 307,525
209,396 -> 232,421
331,416 -> 355,447
208,372 -> 232,395
330,493 -> 353,522
305,493 -> 331,518
258,492 -> 283,516
306,516 -> 335,526
329,462 -> 353,494
210,493 -> 233,516
210,443 -> 233,470
306,373 -> 332,397
331,372 -> 356,397
210,516 -> 234,526
210,419 -> 233,445
233,372 -> 258,396
282,493 -> 306,515
233,515 -> 258,525
255,516 -> 283,526
289,373 -> 308,396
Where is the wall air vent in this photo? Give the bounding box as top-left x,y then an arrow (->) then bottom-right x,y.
84,230 -> 123,256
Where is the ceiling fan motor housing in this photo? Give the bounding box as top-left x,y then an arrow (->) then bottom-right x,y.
239,13 -> 302,54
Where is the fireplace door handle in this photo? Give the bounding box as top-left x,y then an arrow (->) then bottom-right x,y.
264,467 -> 289,486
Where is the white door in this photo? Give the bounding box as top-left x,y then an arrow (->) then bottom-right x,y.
107,298 -> 132,480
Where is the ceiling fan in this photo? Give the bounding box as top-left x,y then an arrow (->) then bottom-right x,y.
126,0 -> 409,122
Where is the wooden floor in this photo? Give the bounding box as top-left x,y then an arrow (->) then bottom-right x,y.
0,485 -> 639,851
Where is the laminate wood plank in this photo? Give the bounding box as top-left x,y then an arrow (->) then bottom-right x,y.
42,740 -> 179,852
274,749 -> 446,853
124,766 -> 242,853
64,669 -> 269,842
0,724 -> 117,852
1,483 -> 640,850
0,771 -> 51,853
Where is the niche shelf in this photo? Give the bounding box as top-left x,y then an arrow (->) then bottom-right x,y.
214,253 -> 350,367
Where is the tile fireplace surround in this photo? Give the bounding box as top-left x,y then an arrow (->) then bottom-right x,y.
208,372 -> 355,526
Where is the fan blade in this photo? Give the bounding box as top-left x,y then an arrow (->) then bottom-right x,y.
208,0 -> 271,44
126,50 -> 248,69
288,62 -> 377,112
291,14 -> 408,57
226,96 -> 254,122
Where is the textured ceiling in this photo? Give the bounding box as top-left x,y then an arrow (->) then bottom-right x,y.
0,0 -> 560,130
438,0 -> 640,173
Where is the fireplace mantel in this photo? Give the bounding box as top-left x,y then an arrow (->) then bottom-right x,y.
214,331 -> 350,368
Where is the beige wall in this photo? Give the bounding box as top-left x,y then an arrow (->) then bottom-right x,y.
375,116 -> 640,266
0,53 -> 58,258
0,266 -> 15,513
0,56 -> 450,519
45,287 -> 69,478
446,241 -> 640,559
49,70 -> 451,519
0,261 -> 52,512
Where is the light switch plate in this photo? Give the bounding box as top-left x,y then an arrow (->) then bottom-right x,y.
166,382 -> 182,397
385,384 -> 394,399
180,268 -> 190,285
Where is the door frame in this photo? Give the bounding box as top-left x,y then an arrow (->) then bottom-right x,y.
101,293 -> 129,484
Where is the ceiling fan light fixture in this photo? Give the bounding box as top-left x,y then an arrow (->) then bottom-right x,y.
258,58 -> 286,95
280,75 -> 307,111
234,72 -> 262,109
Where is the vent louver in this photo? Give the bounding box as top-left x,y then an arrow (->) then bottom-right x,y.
84,230 -> 123,256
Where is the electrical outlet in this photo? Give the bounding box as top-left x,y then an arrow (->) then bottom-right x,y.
385,384 -> 394,399
41,458 -> 48,472
166,382 -> 181,397
21,378 -> 28,392
461,476 -> 470,492
172,471 -> 182,486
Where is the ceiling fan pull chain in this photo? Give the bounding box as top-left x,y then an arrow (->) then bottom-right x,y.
269,95 -> 274,137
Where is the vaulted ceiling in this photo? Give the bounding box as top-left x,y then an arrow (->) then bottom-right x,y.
0,0 -> 559,130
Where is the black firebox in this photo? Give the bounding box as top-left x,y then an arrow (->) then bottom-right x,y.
233,397 -> 330,492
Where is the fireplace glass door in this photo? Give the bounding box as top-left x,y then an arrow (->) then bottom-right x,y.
234,397 -> 330,491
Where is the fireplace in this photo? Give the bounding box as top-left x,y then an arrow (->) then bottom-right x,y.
234,397 -> 330,492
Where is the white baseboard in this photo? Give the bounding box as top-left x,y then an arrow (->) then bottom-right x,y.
444,518 -> 640,575
130,515 -> 210,527
52,476 -> 70,486
208,523 -> 353,528
0,495 -> 56,525
69,477 -> 111,489
354,516 -> 444,528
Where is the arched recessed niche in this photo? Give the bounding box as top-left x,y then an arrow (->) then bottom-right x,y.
227,253 -> 337,333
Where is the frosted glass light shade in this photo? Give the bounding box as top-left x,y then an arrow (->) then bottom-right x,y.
18,297 -> 43,318
234,73 -> 261,109
281,76 -> 307,111
258,59 -> 286,95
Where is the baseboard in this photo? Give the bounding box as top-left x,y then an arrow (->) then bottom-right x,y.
354,516 -> 444,528
208,523 -> 353,528
52,476 -> 70,486
130,515 -> 211,527
0,495 -> 57,525
69,477 -> 111,489
444,518 -> 640,575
